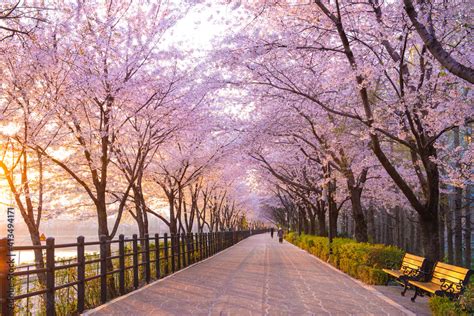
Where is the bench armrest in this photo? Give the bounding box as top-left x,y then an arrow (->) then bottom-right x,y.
440,279 -> 464,294
401,265 -> 423,278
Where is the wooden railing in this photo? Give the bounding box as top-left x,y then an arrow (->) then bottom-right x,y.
0,229 -> 268,316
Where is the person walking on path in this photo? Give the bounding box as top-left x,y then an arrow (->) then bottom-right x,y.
270,227 -> 274,238
277,228 -> 284,243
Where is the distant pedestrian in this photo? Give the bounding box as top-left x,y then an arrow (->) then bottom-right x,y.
270,227 -> 274,238
277,228 -> 284,243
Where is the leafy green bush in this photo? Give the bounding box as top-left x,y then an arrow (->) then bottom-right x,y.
285,233 -> 403,285
429,296 -> 466,316
458,282 -> 474,312
429,282 -> 474,316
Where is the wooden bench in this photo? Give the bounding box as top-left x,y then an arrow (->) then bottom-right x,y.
382,253 -> 430,296
409,261 -> 473,301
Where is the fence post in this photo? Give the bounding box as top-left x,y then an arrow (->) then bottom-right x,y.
132,234 -> 139,289
99,235 -> 107,304
170,234 -> 175,273
164,233 -> 169,275
209,233 -> 213,256
186,233 -> 192,265
188,233 -> 193,264
144,234 -> 150,284
221,232 -> 224,250
118,235 -> 125,295
203,233 -> 207,258
176,234 -> 181,271
213,233 -> 217,254
202,233 -> 207,260
195,233 -> 200,261
46,237 -> 55,316
154,234 -> 160,279
177,234 -> 181,270
209,233 -> 212,256
181,233 -> 186,268
199,233 -> 203,260
77,236 -> 85,313
0,238 -> 9,316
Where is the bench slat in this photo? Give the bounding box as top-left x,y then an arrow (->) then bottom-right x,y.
408,280 -> 439,294
402,262 -> 423,270
431,274 -> 465,285
403,259 -> 423,266
382,269 -> 403,279
435,262 -> 469,275
404,254 -> 424,263
432,268 -> 468,281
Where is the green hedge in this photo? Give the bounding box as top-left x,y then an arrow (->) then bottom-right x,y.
285,232 -> 404,285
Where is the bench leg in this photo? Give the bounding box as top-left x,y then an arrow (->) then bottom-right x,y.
401,280 -> 408,296
411,288 -> 419,302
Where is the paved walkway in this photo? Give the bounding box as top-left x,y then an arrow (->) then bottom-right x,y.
85,234 -> 415,315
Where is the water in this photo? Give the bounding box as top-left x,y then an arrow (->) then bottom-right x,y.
13,249 -> 98,265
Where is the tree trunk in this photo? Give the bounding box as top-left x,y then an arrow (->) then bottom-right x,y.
96,198 -> 118,297
316,205 -> 327,236
419,212 -> 441,262
309,211 -> 316,235
349,186 -> 368,242
25,224 -> 46,286
168,195 -> 177,235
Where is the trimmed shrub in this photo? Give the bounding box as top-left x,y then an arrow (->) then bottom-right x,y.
285,233 -> 402,285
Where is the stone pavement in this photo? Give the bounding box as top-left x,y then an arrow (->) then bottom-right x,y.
85,234 -> 422,315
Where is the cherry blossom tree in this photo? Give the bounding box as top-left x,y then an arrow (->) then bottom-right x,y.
217,0 -> 472,260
